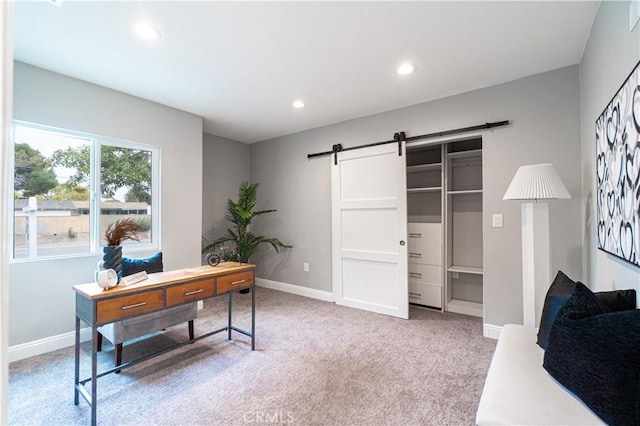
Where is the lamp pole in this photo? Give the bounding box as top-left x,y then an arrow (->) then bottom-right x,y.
521,201 -> 550,327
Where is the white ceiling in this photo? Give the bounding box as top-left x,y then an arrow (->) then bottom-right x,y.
13,1 -> 599,144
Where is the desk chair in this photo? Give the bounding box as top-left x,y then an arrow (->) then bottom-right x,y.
96,253 -> 197,368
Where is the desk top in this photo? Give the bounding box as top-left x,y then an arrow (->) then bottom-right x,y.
73,262 -> 255,300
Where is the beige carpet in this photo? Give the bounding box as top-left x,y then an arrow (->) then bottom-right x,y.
8,287 -> 496,425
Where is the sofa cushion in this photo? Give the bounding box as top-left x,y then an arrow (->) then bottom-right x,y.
122,252 -> 163,276
543,282 -> 640,426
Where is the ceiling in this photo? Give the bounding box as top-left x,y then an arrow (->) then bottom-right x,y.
12,1 -> 599,144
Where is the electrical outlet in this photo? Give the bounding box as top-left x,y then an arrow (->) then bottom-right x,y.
303,262 -> 309,273
492,214 -> 504,228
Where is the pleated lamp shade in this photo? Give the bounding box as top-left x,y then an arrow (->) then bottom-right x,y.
503,163 -> 571,200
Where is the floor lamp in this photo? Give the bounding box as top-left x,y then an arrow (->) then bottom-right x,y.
503,164 -> 571,327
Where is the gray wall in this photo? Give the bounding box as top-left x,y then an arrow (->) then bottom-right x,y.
10,62 -> 203,345
250,65 -> 583,327
201,132 -> 250,258
580,1 -> 640,293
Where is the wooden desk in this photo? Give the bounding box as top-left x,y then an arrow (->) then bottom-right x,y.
73,262 -> 256,426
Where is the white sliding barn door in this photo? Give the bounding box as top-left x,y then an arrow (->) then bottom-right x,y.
331,143 -> 408,318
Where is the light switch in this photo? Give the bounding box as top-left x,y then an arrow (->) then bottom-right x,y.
492,214 -> 504,228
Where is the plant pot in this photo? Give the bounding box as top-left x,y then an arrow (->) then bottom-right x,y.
103,245 -> 123,283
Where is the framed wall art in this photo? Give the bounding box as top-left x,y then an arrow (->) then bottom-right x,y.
595,60 -> 640,267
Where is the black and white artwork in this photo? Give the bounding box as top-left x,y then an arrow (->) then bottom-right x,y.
596,60 -> 640,268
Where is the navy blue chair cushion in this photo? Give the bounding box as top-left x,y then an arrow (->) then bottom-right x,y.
543,282 -> 640,425
122,252 -> 163,276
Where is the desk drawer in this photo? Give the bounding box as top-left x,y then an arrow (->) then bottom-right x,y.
166,278 -> 215,306
217,271 -> 254,293
96,289 -> 164,324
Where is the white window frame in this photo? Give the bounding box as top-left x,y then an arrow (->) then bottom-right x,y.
9,121 -> 161,261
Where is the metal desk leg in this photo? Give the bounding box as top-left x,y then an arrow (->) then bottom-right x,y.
91,325 -> 98,426
74,317 -> 80,405
251,285 -> 255,351
227,292 -> 232,340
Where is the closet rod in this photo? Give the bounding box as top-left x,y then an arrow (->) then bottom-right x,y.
306,120 -> 510,160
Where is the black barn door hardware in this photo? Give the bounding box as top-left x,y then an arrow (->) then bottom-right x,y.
307,120 -> 509,162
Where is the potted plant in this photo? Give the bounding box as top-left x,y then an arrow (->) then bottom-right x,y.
203,181 -> 291,264
103,218 -> 142,282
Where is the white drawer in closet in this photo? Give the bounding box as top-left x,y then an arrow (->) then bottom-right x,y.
408,263 -> 441,287
407,223 -> 442,245
409,282 -> 442,308
407,242 -> 442,266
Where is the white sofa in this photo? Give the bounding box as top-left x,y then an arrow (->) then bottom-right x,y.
475,324 -> 604,425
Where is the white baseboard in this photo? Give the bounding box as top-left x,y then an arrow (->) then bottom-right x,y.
9,327 -> 92,363
256,278 -> 333,302
483,324 -> 502,339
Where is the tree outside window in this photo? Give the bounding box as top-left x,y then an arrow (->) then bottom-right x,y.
12,123 -> 159,259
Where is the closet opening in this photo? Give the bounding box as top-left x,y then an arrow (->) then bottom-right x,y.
406,136 -> 484,317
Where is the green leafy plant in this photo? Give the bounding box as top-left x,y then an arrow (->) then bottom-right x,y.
202,181 -> 291,263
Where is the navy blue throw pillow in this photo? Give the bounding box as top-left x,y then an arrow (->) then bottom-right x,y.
595,289 -> 637,312
537,271 -> 577,349
543,282 -> 640,425
122,252 -> 163,276
536,271 -> 635,349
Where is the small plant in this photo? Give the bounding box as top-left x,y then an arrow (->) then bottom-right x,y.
67,227 -> 77,239
105,218 -> 142,246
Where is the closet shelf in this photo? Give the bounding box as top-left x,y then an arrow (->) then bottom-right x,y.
447,189 -> 483,195
446,299 -> 483,317
408,186 -> 442,193
407,163 -> 442,173
447,149 -> 482,159
447,265 -> 483,275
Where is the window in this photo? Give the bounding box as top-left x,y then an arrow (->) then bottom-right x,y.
11,122 -> 160,260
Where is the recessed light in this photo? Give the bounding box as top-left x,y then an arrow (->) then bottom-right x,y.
134,23 -> 161,40
397,63 -> 416,75
292,100 -> 306,109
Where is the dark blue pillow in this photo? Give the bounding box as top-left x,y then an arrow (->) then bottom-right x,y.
122,252 -> 163,276
537,271 -> 635,349
595,289 -> 637,312
537,271 -> 576,349
543,282 -> 640,425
